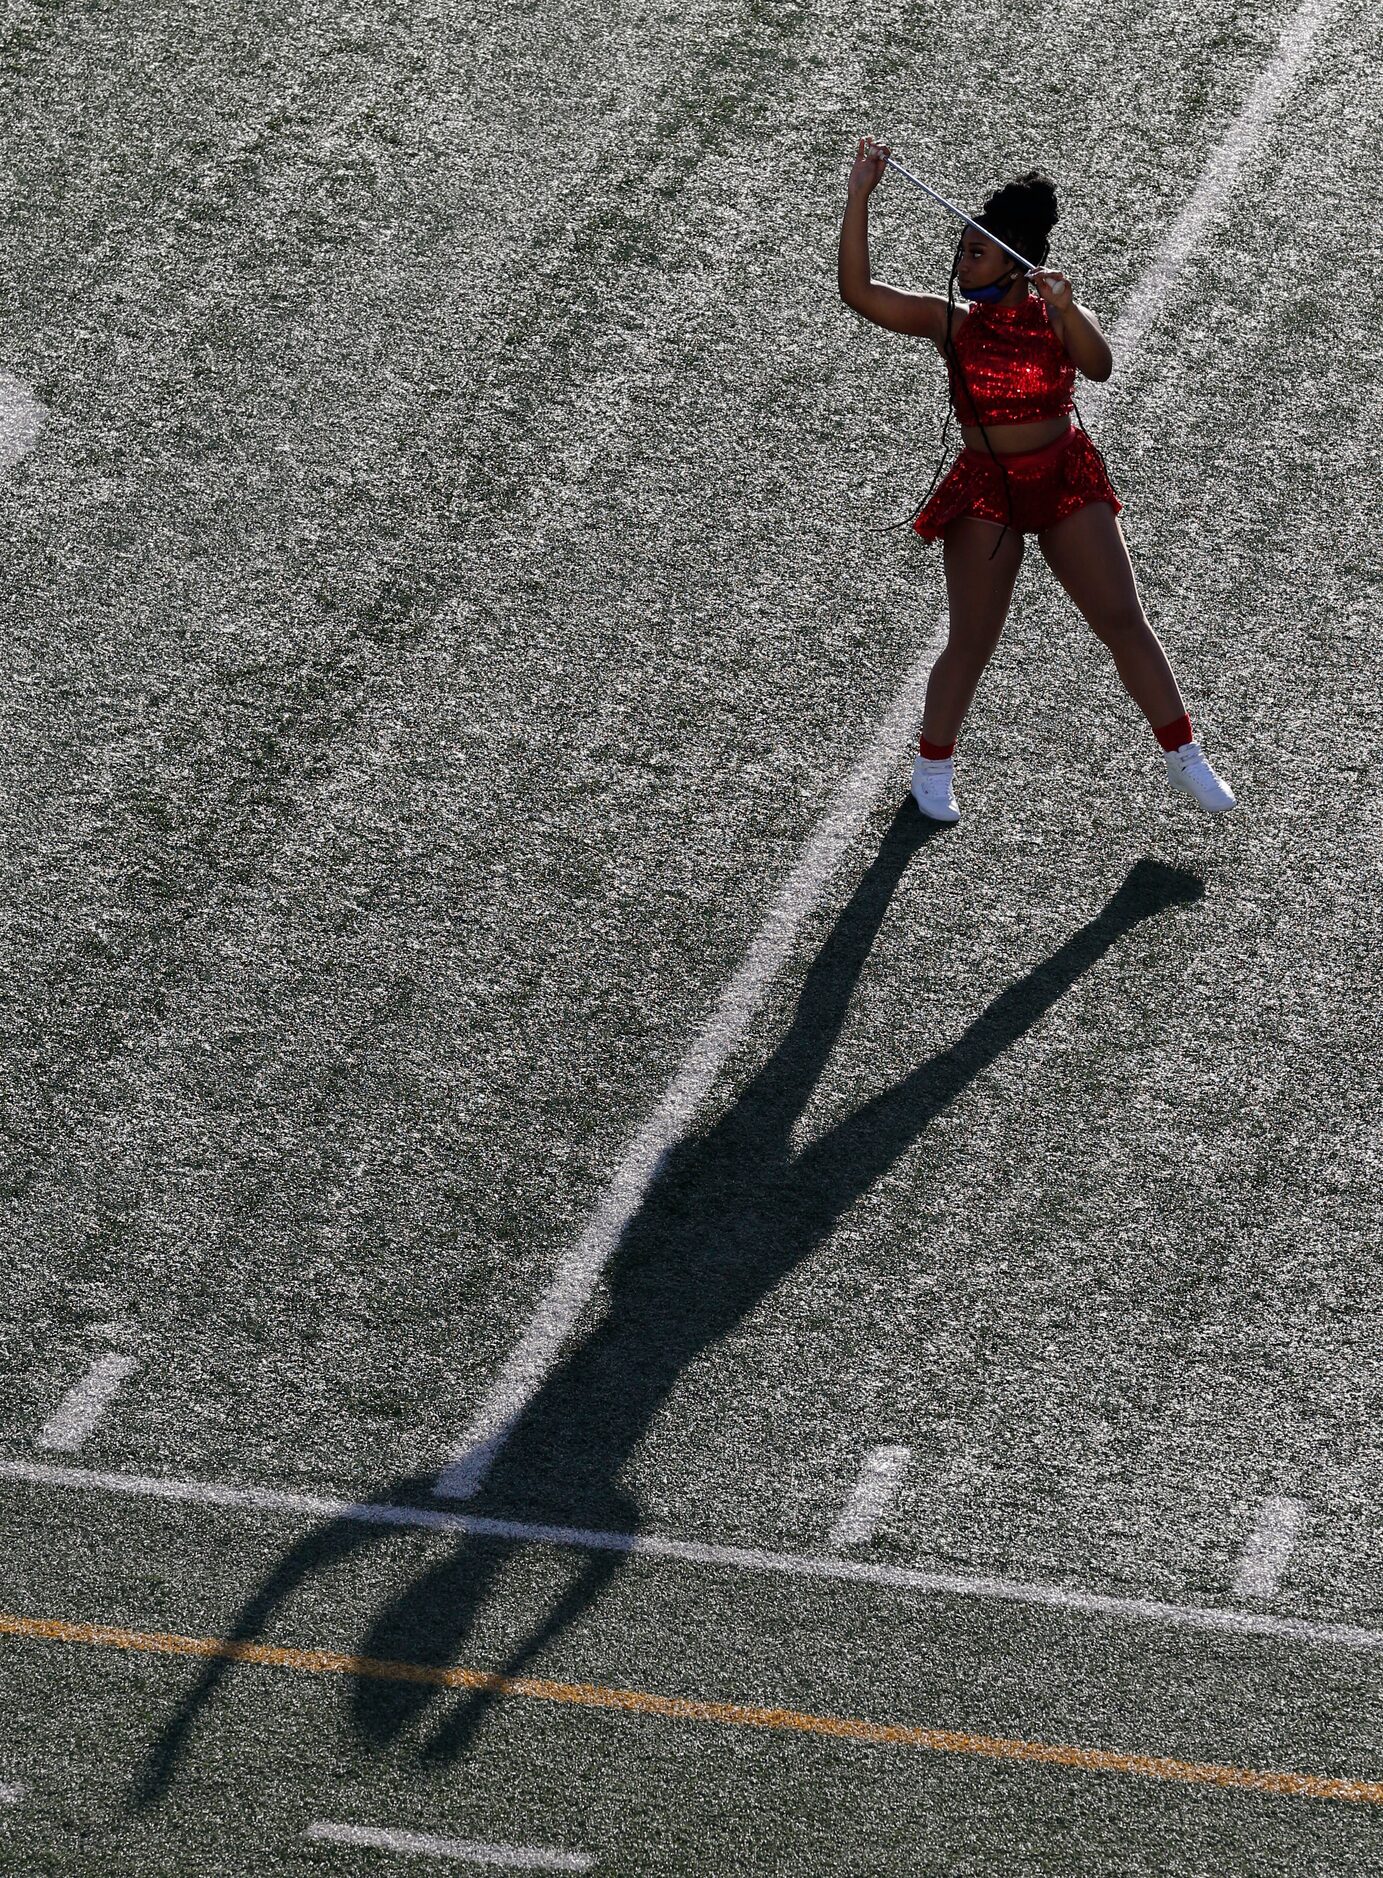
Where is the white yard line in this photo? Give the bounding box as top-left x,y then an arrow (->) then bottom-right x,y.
306,1822 -> 594,1869
0,374 -> 46,473
0,1456 -> 1374,1657
432,658 -> 941,1499
1234,1495 -> 1304,1600
830,1445 -> 912,1549
436,0 -> 1338,1505
1080,0 -> 1339,423
36,1355 -> 138,1453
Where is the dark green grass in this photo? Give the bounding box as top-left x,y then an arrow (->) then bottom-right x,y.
2,1486 -> 1382,1876
0,0 -> 1380,1868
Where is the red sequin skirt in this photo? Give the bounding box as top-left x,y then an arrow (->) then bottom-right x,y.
911,425 -> 1121,542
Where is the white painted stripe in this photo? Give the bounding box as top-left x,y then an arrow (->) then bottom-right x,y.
830,1445 -> 911,1549
306,1821 -> 594,1869
36,1355 -> 138,1453
1,1456 -> 1378,1658
434,0 -> 1337,1504
0,373 -> 47,472
1234,1495 -> 1304,1600
1082,0 -> 1338,424
432,648 -> 943,1499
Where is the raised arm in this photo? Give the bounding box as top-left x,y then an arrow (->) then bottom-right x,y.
838,137 -> 951,343
1055,301 -> 1114,380
1030,269 -> 1114,380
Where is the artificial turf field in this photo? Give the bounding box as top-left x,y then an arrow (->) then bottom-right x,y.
1,0 -> 1381,1869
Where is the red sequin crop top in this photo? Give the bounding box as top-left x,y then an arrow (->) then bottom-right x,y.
945,292 -> 1075,427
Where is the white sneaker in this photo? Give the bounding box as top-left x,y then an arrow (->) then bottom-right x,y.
1165,739 -> 1236,812
911,753 -> 960,823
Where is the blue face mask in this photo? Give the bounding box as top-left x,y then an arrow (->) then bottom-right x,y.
954,231 -> 1027,303
962,264 -> 1023,303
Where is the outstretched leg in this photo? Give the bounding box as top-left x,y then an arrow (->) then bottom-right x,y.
1038,500 -> 1235,809
1037,501 -> 1184,727
919,516 -> 1025,747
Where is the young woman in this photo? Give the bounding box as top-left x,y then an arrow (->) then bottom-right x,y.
837,137 -> 1235,823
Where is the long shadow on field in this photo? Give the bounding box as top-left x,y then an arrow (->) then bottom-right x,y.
133,809 -> 1202,1804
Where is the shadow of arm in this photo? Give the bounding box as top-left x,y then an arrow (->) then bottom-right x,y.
800,859 -> 1203,1206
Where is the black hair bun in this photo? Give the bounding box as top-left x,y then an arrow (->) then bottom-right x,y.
983,170 -> 1059,238
978,169 -> 1059,264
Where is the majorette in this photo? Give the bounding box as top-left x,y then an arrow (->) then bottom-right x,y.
837,136 -> 1235,821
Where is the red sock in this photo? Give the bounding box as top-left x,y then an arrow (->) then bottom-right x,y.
918,733 -> 955,760
1153,712 -> 1193,752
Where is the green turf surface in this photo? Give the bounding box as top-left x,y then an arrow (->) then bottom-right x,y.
1,0 -> 1381,1866
2,1486 -> 1381,1875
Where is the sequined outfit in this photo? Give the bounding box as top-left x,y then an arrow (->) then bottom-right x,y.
911,291 -> 1121,542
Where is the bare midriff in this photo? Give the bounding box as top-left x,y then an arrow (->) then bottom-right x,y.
958,415 -> 1073,454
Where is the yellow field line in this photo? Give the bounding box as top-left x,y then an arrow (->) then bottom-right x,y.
2,1609 -> 1378,1805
